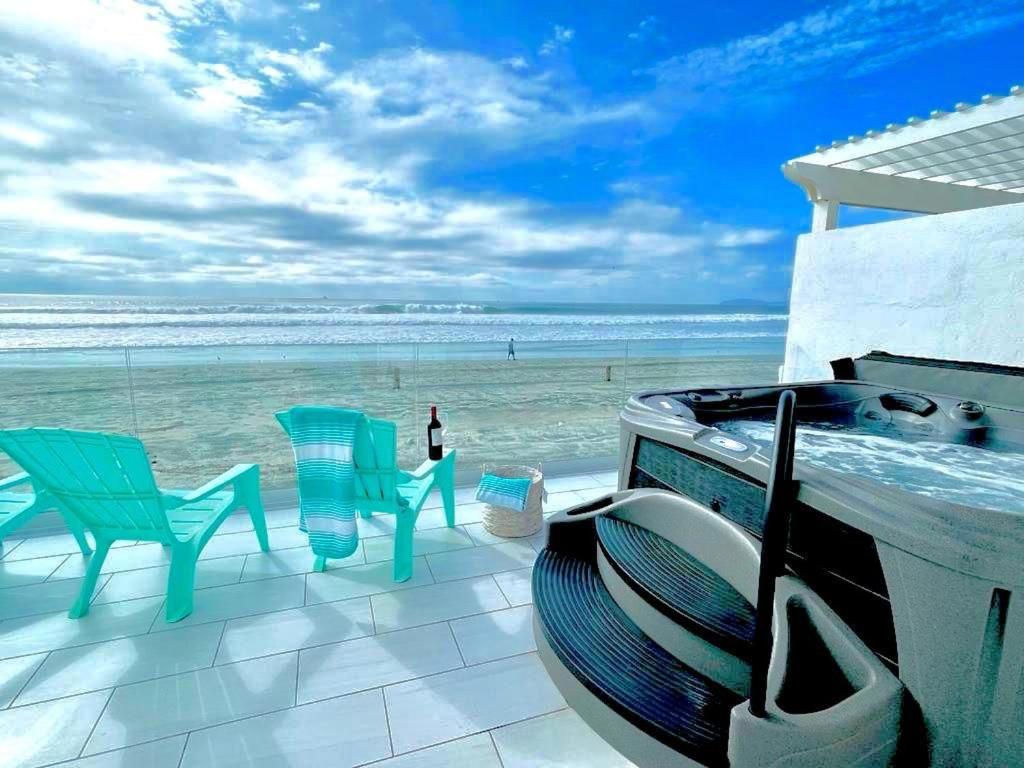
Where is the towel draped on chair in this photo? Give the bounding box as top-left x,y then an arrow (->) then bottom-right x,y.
287,406 -> 364,559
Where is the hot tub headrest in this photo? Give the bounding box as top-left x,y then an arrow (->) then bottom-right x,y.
831,351 -> 1024,409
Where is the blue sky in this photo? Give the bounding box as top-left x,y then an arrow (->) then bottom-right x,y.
0,0 -> 1021,303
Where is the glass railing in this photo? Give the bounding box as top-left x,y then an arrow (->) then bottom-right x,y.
0,340 -> 783,488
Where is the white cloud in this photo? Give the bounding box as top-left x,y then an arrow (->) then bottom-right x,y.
260,64 -> 287,85
0,0 -> 186,68
0,121 -> 49,149
503,56 -> 528,70
646,0 -> 1024,95
191,62 -> 263,115
214,0 -> 285,22
628,15 -> 658,42
539,24 -> 574,56
256,42 -> 334,84
327,49 -> 650,154
0,1 -> 786,297
300,1 -> 320,10
715,229 -> 780,248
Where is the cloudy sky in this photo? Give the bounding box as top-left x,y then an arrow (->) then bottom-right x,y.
0,0 -> 1021,302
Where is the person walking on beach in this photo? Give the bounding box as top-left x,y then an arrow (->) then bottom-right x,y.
507,338 -> 516,361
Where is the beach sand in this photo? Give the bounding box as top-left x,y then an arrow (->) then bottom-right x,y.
1,354 -> 781,488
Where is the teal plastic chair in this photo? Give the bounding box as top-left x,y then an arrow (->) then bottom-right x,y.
0,472 -> 92,557
0,428 -> 267,622
276,406 -> 456,581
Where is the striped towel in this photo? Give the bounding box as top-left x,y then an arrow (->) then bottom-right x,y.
476,473 -> 532,512
287,406 -> 364,560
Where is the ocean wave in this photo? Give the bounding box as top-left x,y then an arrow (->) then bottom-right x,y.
344,303 -> 490,314
0,302 -> 497,316
0,300 -> 787,319
0,312 -> 788,331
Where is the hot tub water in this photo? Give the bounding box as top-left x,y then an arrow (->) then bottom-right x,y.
714,420 -> 1024,514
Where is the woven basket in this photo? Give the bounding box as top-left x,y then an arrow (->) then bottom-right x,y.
481,464 -> 544,538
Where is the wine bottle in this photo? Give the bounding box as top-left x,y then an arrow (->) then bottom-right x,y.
427,404 -> 443,460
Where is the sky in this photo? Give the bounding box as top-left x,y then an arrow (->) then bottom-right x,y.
0,0 -> 1021,304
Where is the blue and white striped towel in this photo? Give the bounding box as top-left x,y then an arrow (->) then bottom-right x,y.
287,406 -> 364,560
476,473 -> 532,512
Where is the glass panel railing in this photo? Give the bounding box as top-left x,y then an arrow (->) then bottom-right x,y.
0,339 -> 785,488
417,339 -> 629,471
623,338 -> 784,392
0,347 -> 137,477
126,343 -> 420,490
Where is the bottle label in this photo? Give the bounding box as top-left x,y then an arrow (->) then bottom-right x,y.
430,427 -> 442,446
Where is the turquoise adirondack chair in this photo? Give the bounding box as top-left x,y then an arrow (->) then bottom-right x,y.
0,428 -> 267,622
276,406 -> 456,581
0,472 -> 92,556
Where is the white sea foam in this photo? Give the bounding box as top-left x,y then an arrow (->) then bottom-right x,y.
0,296 -> 789,350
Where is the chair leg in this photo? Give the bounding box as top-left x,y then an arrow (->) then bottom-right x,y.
165,549 -> 197,623
243,472 -> 270,553
439,465 -> 456,528
62,512 -> 93,556
393,513 -> 415,582
313,555 -> 327,572
68,537 -> 112,619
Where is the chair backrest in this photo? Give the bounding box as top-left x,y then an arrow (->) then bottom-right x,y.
275,407 -> 401,506
0,428 -> 169,537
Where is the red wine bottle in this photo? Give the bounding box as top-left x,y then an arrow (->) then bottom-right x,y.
427,405 -> 443,460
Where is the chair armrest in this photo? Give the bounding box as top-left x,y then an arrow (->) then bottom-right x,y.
0,472 -> 31,491
275,410 -> 292,436
399,450 -> 456,483
164,464 -> 259,507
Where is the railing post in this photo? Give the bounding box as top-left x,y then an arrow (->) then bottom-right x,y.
748,389 -> 797,718
124,346 -> 140,438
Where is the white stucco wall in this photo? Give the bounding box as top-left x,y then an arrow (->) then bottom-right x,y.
783,201 -> 1024,381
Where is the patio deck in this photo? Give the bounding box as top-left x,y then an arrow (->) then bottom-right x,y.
0,472 -> 633,768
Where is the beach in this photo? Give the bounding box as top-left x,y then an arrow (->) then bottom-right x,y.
0,354 -> 781,488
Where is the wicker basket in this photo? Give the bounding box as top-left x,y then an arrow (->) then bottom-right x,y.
481,464 -> 545,538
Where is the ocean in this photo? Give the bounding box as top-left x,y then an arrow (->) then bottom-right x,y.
0,295 -> 788,361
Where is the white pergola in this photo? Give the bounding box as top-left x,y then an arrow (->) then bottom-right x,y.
784,84 -> 1024,231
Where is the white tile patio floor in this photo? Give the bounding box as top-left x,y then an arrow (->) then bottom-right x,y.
0,473 -> 636,768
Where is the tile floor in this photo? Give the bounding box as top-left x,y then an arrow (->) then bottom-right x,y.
0,473 -> 635,768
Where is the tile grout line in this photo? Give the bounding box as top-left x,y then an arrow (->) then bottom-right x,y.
0,539 -> 24,560
0,558 -> 535,664
422,553 -> 437,583
43,553 -> 71,583
12,640 -> 545,730
0,562 -> 537,670
2,504 -> 556,585
5,649 -> 51,709
147,599 -> 166,633
293,646 -> 301,707
380,685 -> 395,759
367,592 -> 379,635
177,732 -> 191,768
489,730 -> 507,767
32,698 -> 574,768
380,694 -> 567,763
76,686 -> 115,759
210,619 -> 229,668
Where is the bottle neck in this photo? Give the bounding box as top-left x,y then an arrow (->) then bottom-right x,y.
430,405 -> 437,420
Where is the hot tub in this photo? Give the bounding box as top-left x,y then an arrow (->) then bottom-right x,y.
619,356 -> 1024,765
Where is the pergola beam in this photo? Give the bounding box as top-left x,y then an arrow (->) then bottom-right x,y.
783,161 -> 1024,216
784,86 -> 1024,231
